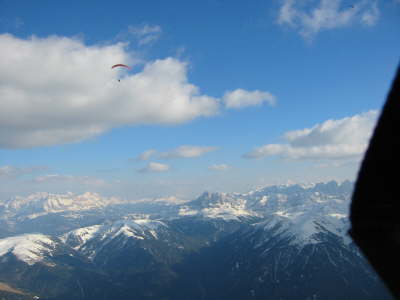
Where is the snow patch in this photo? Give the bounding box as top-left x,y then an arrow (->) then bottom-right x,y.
178,206 -> 198,216
259,196 -> 268,205
328,213 -> 347,219
0,234 -> 56,265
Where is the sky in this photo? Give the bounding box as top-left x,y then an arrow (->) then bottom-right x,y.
0,0 -> 399,200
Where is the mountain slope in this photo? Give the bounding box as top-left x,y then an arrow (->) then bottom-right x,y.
0,181 -> 394,299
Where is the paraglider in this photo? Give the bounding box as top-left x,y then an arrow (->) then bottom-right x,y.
111,64 -> 131,82
111,64 -> 131,70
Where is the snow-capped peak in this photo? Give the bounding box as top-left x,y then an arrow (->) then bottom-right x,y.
182,192 -> 258,220
61,216 -> 169,258
0,234 -> 56,265
2,192 -> 122,218
179,180 -> 352,222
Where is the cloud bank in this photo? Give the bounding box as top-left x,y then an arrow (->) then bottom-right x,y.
0,34 -> 275,149
0,34 -> 219,149
244,110 -> 378,160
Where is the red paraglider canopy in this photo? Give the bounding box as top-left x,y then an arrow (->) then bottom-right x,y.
111,64 -> 131,69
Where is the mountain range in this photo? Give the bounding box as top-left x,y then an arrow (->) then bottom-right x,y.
0,180 -> 393,299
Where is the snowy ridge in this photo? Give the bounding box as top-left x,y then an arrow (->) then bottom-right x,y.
134,196 -> 189,205
1,192 -> 122,219
182,192 -> 259,220
0,234 -> 56,265
0,181 -> 355,263
59,225 -> 102,248
61,215 -> 168,259
0,192 -> 191,221
182,181 -> 352,222
244,182 -> 353,246
254,211 -> 351,247
181,181 -> 353,245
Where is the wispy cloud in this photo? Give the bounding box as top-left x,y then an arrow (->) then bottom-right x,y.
138,162 -> 170,173
222,89 -> 276,109
243,110 -> 378,161
0,165 -> 47,179
32,174 -> 107,186
277,0 -> 380,40
360,1 -> 379,26
159,145 -> 219,159
128,24 -> 162,46
208,164 -> 231,171
136,149 -> 157,161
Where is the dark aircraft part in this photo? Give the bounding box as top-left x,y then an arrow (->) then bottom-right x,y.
349,64 -> 400,299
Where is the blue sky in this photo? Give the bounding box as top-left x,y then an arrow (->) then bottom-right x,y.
0,0 -> 399,200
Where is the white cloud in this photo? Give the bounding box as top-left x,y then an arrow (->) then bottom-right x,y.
136,146 -> 219,161
243,110 -> 378,160
32,174 -> 106,186
223,89 -> 276,109
208,164 -> 231,171
138,162 -> 170,173
0,165 -> 47,179
136,149 -> 157,161
128,24 -> 162,46
0,34 -> 219,149
159,145 -> 219,159
277,0 -> 380,40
